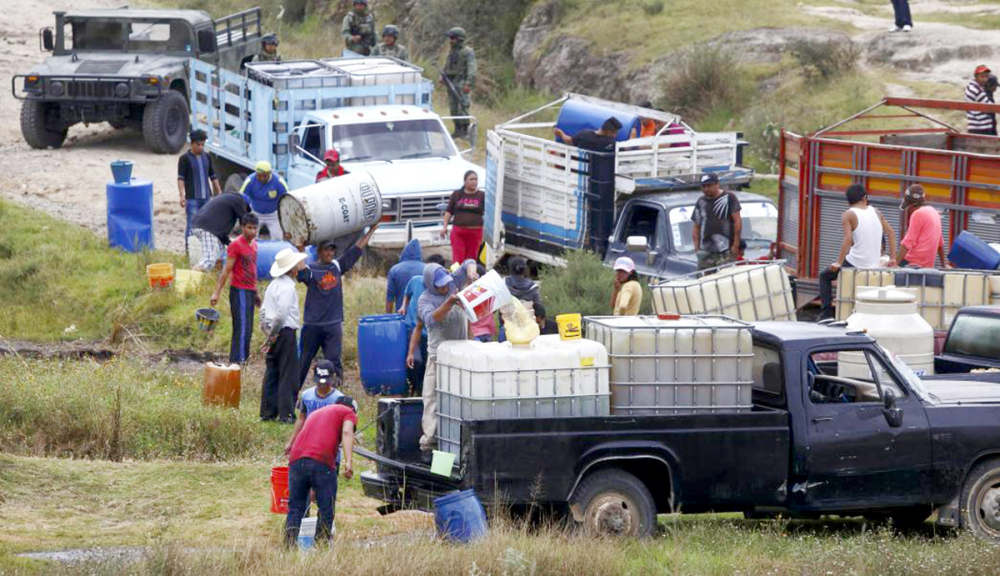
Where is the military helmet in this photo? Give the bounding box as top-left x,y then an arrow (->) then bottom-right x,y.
262,34 -> 279,47
353,0 -> 368,5
382,25 -> 400,37
446,27 -> 467,40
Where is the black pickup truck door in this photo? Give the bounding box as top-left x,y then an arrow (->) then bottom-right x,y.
798,348 -> 933,508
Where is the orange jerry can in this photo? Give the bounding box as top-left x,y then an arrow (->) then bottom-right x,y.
203,362 -> 241,408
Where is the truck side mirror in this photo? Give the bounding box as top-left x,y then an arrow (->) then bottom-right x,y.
197,29 -> 217,54
883,390 -> 903,428
289,133 -> 300,151
41,28 -> 54,51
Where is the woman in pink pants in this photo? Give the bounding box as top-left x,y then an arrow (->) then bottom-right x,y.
440,170 -> 484,264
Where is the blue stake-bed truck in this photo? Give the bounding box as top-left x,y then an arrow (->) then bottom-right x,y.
359,321 -> 1000,541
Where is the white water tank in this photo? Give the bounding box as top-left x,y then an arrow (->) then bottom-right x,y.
841,286 -> 935,378
991,276 -> 1000,306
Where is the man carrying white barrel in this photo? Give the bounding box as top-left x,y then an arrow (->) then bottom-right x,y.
295,224 -> 380,390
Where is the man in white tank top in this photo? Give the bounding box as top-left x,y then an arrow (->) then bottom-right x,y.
818,185 -> 897,321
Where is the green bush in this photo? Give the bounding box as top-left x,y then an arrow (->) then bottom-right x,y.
0,357 -> 287,461
538,250 -> 644,318
659,47 -> 750,122
789,39 -> 860,81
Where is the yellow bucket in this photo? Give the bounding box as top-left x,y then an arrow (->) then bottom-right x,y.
556,313 -> 582,340
146,263 -> 175,290
174,269 -> 206,296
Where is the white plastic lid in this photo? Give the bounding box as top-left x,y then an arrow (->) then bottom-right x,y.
855,285 -> 918,303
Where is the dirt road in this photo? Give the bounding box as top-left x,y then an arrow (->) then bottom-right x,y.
0,0 -> 188,254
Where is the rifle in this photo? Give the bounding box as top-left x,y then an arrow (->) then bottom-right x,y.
433,65 -> 463,101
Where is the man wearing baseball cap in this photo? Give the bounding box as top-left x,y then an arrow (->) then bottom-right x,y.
611,256 -> 642,316
239,160 -> 289,238
315,149 -> 348,183
897,185 -> 949,269
415,262 -> 469,457
965,65 -> 997,136
692,172 -> 742,270
295,223 -> 380,389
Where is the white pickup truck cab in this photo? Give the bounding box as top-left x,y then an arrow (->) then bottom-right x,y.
286,105 -> 483,252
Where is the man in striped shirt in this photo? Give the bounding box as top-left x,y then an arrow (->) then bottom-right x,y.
965,65 -> 997,136
178,130 -> 221,252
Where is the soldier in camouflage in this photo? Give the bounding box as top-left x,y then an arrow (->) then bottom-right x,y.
253,34 -> 281,63
371,25 -> 409,62
442,27 -> 476,139
341,0 -> 377,56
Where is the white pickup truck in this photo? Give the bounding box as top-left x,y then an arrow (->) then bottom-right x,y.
188,56 -> 483,252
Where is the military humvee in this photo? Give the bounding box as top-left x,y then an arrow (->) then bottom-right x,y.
13,7 -> 263,153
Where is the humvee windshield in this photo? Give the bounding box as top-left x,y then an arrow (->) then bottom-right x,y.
67,18 -> 194,52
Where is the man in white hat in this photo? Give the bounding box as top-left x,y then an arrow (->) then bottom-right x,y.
260,248 -> 308,422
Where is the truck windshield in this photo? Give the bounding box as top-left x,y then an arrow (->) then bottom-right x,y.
68,19 -> 193,52
332,119 -> 457,162
880,345 -> 934,403
943,313 -> 1000,358
668,201 -> 778,253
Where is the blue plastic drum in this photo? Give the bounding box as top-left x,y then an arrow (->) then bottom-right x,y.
555,99 -> 641,143
434,489 -> 488,543
948,231 -> 1000,270
106,179 -> 154,252
256,240 -> 295,280
358,314 -> 408,395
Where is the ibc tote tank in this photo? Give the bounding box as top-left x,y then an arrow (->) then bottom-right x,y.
841,286 -> 935,377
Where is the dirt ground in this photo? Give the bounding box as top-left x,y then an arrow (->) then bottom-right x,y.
0,0 -> 188,254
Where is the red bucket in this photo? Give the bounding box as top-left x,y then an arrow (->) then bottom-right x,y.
270,466 -> 289,514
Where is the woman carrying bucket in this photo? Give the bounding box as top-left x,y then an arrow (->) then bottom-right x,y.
440,171 -> 484,264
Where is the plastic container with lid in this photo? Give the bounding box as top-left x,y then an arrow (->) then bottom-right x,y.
358,314 -> 408,395
841,286 -> 935,377
652,263 -> 796,322
584,315 -> 754,415
435,336 -> 610,457
203,362 -> 241,408
948,231 -> 1000,271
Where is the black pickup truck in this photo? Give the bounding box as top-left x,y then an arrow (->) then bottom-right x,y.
359,322 -> 1000,541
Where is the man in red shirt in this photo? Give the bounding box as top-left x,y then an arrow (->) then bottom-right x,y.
284,396 -> 358,548
898,185 -> 949,269
210,213 -> 260,364
315,149 -> 348,183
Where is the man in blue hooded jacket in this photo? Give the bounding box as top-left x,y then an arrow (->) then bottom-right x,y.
385,239 -> 424,313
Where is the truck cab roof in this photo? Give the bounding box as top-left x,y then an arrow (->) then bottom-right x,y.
752,321 -> 875,351
307,104 -> 439,125
62,9 -> 214,26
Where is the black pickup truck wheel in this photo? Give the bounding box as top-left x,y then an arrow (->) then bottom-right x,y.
571,469 -> 657,538
142,90 -> 189,154
20,101 -> 67,149
961,459 -> 1000,541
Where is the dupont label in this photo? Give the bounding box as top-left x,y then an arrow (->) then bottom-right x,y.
360,183 -> 379,222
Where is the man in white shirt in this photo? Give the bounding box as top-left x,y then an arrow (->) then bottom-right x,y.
817,185 -> 897,321
260,248 -> 308,423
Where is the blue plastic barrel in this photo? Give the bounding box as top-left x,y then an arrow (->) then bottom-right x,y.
948,231 -> 1000,270
110,160 -> 134,184
106,179 -> 154,252
555,99 -> 641,143
256,240 -> 295,280
434,489 -> 488,543
358,315 -> 408,395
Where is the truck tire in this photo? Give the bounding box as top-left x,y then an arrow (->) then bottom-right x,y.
20,101 -> 67,149
960,459 -> 1000,541
225,172 -> 248,193
570,469 -> 657,538
142,90 -> 189,154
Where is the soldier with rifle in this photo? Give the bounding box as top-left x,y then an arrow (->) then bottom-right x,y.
341,0 -> 376,56
442,27 -> 476,139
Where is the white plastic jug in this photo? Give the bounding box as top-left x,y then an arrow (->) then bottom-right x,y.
455,270 -> 513,322
298,517 -> 317,550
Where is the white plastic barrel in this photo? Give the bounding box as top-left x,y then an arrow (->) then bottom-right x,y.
841,286 -> 935,377
278,172 -> 382,247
